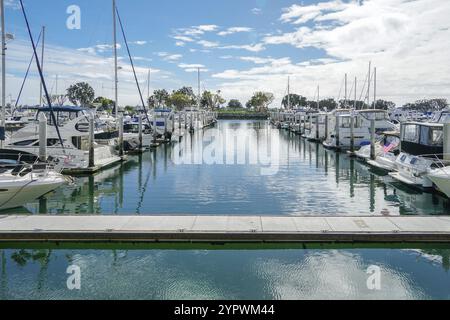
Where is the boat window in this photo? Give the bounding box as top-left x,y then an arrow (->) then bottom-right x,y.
431,128 -> 444,146
360,111 -> 388,121
410,158 -> 418,165
403,124 -> 419,143
340,117 -> 351,128
400,155 -> 407,162
12,139 -> 38,146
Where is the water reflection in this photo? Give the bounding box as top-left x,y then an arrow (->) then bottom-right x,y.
1,246 -> 450,299
10,120 -> 448,215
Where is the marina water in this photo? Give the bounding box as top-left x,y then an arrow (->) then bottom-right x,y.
1,120 -> 450,299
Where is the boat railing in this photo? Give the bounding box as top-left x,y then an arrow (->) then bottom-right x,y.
421,154 -> 450,169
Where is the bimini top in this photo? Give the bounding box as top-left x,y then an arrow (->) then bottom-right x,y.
33,105 -> 88,113
154,108 -> 172,113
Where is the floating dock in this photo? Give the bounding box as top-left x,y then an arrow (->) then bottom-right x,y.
1,215 -> 450,243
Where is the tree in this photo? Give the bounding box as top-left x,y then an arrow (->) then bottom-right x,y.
227,99 -> 243,109
93,96 -> 114,111
201,90 -> 226,109
318,98 -> 338,111
148,89 -> 170,109
51,94 -> 68,107
282,94 -> 307,109
170,92 -> 192,111
373,99 -> 396,110
403,99 -> 448,112
67,82 -> 95,107
124,106 -> 135,114
339,100 -> 368,110
247,92 -> 274,112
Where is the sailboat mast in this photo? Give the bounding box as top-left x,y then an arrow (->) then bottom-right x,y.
197,67 -> 200,109
354,77 -> 357,110
113,0 -> 118,118
147,68 -> 150,106
287,76 -> 290,110
1,0 -> 5,146
344,73 -> 347,106
39,26 -> 45,107
367,61 -> 371,108
317,85 -> 320,110
373,67 -> 377,109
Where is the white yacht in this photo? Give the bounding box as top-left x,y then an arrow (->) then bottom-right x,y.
323,109 -> 397,150
0,158 -> 67,210
151,109 -> 174,138
355,131 -> 400,172
306,112 -> 328,141
389,122 -> 444,188
5,106 -> 121,172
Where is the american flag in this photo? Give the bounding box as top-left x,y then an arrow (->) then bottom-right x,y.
383,141 -> 399,153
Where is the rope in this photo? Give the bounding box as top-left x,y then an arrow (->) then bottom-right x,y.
14,30 -> 42,112
19,0 -> 65,153
115,6 -> 151,125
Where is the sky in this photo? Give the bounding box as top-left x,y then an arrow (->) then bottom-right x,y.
2,0 -> 450,108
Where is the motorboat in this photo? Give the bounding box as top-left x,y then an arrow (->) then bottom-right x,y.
0,157 -> 67,210
323,109 -> 397,150
389,122 -> 444,188
5,106 -> 121,172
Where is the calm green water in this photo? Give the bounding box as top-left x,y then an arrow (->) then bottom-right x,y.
11,120 -> 450,215
2,120 -> 450,300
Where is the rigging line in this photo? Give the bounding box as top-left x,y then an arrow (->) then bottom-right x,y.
115,6 -> 151,125
19,0 -> 65,152
337,76 -> 344,103
14,30 -> 43,112
358,71 -> 368,102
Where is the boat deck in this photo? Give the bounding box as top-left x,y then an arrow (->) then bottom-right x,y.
1,215 -> 450,243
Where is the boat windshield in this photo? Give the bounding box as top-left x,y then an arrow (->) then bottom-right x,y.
359,111 -> 389,121
403,124 -> 419,143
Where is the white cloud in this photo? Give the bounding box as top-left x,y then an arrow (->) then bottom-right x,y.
157,52 -> 183,62
197,40 -> 219,48
219,43 -> 266,52
78,44 -> 122,55
208,0 -> 450,107
172,35 -> 195,42
280,0 -> 349,25
251,8 -> 262,15
218,27 -> 253,36
6,40 -> 168,106
178,63 -> 208,73
132,40 -> 147,45
177,25 -> 219,37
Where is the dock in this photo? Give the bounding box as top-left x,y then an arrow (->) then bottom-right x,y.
1,215 -> 450,243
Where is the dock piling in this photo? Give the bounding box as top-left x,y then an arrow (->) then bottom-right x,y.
138,113 -> 143,150
118,115 -> 124,157
38,113 -> 47,162
89,113 -> 95,168
370,119 -> 376,160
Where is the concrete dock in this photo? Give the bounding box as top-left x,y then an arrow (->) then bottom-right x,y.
1,215 -> 450,243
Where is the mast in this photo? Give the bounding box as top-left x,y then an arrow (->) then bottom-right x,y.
113,0 -> 118,118
197,67 -> 200,109
344,73 -> 347,106
317,85 -> 319,110
1,0 -> 5,147
354,77 -> 357,110
147,68 -> 150,107
39,26 -> 45,107
287,76 -> 290,110
367,61 -> 371,108
373,67 -> 377,109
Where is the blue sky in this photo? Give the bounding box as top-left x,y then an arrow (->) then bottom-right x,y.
3,0 -> 450,107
